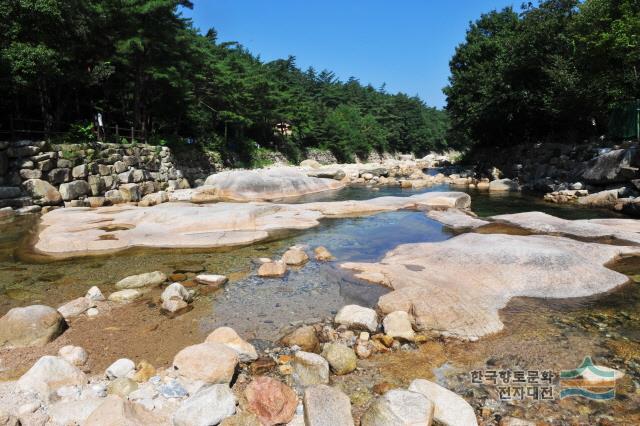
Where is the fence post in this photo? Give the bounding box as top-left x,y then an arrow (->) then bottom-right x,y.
9,115 -> 14,141
115,124 -> 119,141
131,127 -> 134,144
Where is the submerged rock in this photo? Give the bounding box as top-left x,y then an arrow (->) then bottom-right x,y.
342,233 -> 637,340
303,385 -> 354,426
258,260 -> 287,278
408,379 -> 477,426
115,271 -> 167,289
314,246 -> 334,261
205,327 -> 258,362
0,305 -> 66,348
282,247 -> 309,266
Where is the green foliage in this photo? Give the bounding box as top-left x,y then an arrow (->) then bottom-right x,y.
0,1 -> 448,162
446,0 -> 640,148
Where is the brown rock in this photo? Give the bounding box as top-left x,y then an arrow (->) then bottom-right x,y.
169,273 -> 187,282
249,357 -> 277,375
220,412 -> 262,426
281,325 -> 320,352
132,360 -> 156,383
281,248 -> 309,266
372,382 -> 395,395
314,246 -> 334,261
245,377 -> 297,425
257,261 -> 287,278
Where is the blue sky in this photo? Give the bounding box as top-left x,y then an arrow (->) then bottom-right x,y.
182,1 -> 518,109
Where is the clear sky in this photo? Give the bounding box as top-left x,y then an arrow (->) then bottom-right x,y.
182,1 -> 518,109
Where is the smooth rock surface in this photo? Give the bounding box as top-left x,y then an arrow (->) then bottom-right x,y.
115,271 -> 167,289
33,192 -> 471,258
303,385 -> 354,426
408,379 -> 477,426
17,356 -> 87,398
490,211 -> 640,245
173,384 -> 237,426
360,389 -> 434,426
335,305 -> 378,332
195,274 -> 228,287
58,297 -> 95,319
84,395 -> 166,425
201,168 -> 344,201
342,233 -> 637,340
173,342 -> 239,384
205,327 -> 258,362
382,311 -> 415,342
108,289 -> 142,303
0,305 -> 66,348
426,208 -> 489,230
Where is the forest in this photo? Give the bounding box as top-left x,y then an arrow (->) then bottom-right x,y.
446,0 -> 640,149
0,0 -> 449,165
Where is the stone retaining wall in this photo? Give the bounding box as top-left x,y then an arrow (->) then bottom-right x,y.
0,140 -> 192,211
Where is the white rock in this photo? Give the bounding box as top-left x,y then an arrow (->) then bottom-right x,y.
17,356 -> 87,399
58,345 -> 88,366
162,298 -> 189,313
115,271 -> 167,289
335,305 -> 378,332
86,286 -> 105,301
303,384 -> 354,426
48,399 -> 103,425
57,297 -> 95,319
408,379 -> 477,426
161,282 -> 193,303
293,351 -> 329,387
87,307 -> 99,317
382,311 -> 415,342
361,389 -> 434,426
18,401 -> 40,416
108,289 -> 142,303
195,274 -> 228,287
105,358 -> 135,380
172,384 -> 237,426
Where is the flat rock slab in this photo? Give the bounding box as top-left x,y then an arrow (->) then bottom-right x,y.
490,211 -> 640,245
178,168 -> 345,202
341,233 -> 638,340
427,208 -> 489,230
33,192 -> 469,258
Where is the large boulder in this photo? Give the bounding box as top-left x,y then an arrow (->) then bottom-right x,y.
173,384 -> 237,426
360,389 -> 434,426
173,342 -> 239,384
201,169 -> 344,201
0,305 -> 66,348
205,327 -> 258,362
488,178 -> 519,192
306,169 -> 346,180
17,355 -> 87,398
244,377 -> 297,425
408,379 -> 477,426
300,159 -> 322,169
577,188 -> 620,208
581,147 -> 640,184
382,311 -> 415,342
59,180 -> 90,201
22,179 -> 62,205
115,271 -> 166,289
341,233 -> 637,340
303,385 -> 354,426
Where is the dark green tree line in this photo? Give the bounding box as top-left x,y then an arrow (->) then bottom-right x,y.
0,0 -> 449,164
445,0 -> 640,148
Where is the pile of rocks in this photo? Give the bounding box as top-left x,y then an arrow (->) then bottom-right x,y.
0,140 -> 189,213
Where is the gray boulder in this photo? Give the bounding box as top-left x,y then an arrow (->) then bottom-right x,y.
22,179 -> 62,205
303,385 -> 354,426
59,180 -> 90,201
581,147 -> 640,184
0,305 -> 66,348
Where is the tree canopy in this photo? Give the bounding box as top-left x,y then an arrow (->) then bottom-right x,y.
445,0 -> 640,148
0,0 -> 449,165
